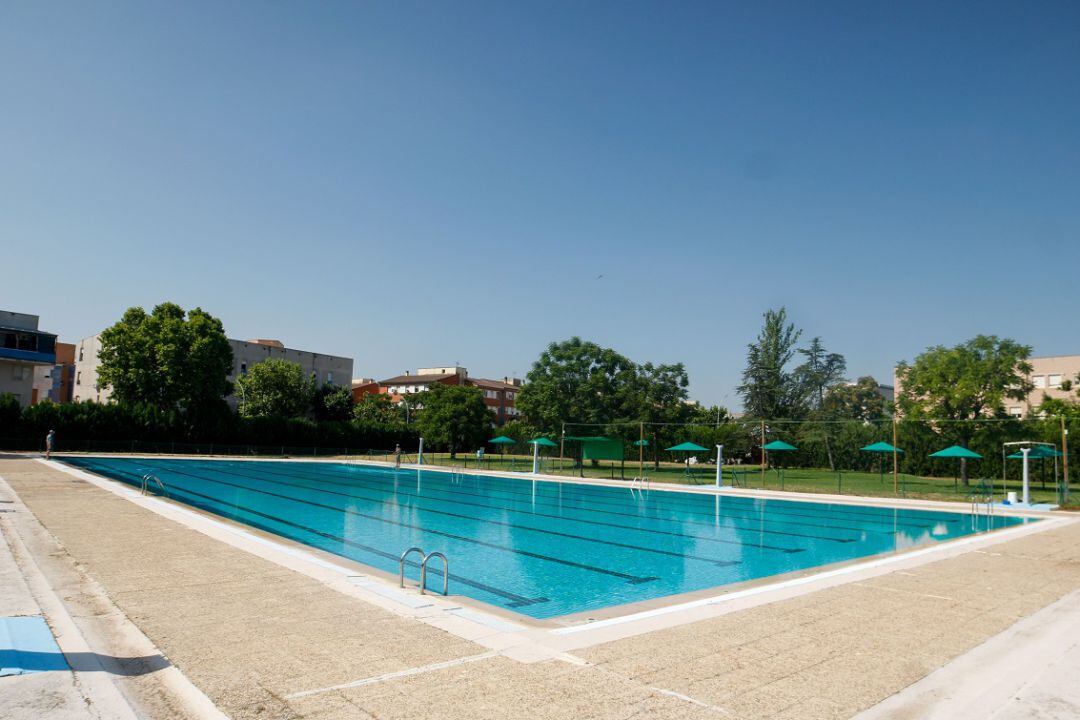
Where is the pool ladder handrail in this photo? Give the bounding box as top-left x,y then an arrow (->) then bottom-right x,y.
631,474 -> 650,492
399,547 -> 449,596
969,481 -> 994,519
141,473 -> 168,497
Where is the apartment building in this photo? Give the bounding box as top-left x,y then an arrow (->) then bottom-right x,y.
74,335 -> 353,408
1011,355 -> 1080,417
374,366 -> 523,423
0,311 -> 58,408
31,342 -> 76,405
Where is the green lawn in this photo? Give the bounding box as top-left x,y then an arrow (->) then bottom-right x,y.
408,451 -> 1072,506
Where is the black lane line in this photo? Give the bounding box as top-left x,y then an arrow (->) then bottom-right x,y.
415,466 -> 958,525
132,462 -> 662,584
234,461 -> 869,542
213,460 -> 834,548
224,460 -> 871,541
96,464 -> 549,608
288,460 -> 942,531
147,460 -> 754,565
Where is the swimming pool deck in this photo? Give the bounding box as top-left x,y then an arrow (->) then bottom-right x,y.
2,454 -> 1079,719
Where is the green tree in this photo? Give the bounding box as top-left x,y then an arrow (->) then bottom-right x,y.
896,335 -> 1033,484
824,376 -> 886,421
352,393 -> 399,425
738,308 -> 805,420
313,384 -> 353,422
636,362 -> 691,468
98,303 -> 233,418
795,337 -> 847,410
0,393 -> 22,431
235,359 -> 314,419
793,337 -> 847,470
413,384 -> 492,459
516,337 -> 640,433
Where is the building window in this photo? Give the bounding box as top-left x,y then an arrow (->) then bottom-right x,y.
1032,375 -> 1046,388
78,347 -> 84,361
1049,374 -> 1063,388
1008,407 -> 1022,417
240,362 -> 248,376
76,371 -> 81,385
327,371 -> 333,385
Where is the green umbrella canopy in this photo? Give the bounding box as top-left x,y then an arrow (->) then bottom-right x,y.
527,437 -> 558,447
488,436 -> 516,445
666,441 -> 708,452
1007,446 -> 1061,459
762,440 -> 798,452
929,445 -> 982,459
860,441 -> 904,454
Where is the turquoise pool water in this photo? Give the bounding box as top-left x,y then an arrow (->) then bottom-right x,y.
62,457 -> 1033,619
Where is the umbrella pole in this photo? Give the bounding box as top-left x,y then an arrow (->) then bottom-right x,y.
892,418 -> 898,495
760,420 -> 766,487
639,422 -> 644,481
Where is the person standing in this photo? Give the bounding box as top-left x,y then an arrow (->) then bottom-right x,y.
394,443 -> 402,469
45,429 -> 56,459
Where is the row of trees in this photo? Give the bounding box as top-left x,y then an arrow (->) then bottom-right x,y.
5,300 -> 1076,478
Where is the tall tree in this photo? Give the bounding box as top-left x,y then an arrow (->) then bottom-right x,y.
636,362 -> 691,468
413,384 -> 492,459
738,308 -> 804,419
896,335 -> 1033,484
97,303 -> 233,417
235,359 -> 314,419
516,337 -> 640,433
795,337 -> 847,410
794,337 -> 847,470
824,376 -> 886,421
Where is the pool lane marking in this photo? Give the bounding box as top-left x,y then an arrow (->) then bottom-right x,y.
250,460 -> 878,539
139,460 -> 745,567
179,459 -> 807,555
550,516 -> 1062,636
97,465 -> 549,608
368,462 -> 956,525
261,459 -> 944,533
107,462 -> 663,585
211,459 -> 864,545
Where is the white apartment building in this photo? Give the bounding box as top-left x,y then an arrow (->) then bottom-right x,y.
74,335 -> 353,408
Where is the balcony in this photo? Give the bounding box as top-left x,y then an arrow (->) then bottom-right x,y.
0,327 -> 57,366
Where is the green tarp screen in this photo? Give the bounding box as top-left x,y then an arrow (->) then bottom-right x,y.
565,436 -> 625,461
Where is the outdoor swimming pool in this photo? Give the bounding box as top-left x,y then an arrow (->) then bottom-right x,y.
62,457 -> 1033,619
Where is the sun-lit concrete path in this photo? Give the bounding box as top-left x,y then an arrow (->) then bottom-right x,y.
3,455 -> 1080,719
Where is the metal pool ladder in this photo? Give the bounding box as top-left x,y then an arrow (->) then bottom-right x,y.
399,547 -> 450,596
141,473 -> 168,497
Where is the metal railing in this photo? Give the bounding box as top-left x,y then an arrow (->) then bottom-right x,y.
399,546 -> 449,596
140,473 -> 168,497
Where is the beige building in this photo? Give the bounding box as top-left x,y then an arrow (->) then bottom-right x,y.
1,310 -> 58,408
1011,355 -> 1080,417
74,335 -> 353,408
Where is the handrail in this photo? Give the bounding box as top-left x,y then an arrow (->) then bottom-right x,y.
399,546 -> 425,588
141,473 -> 168,497
420,552 -> 449,596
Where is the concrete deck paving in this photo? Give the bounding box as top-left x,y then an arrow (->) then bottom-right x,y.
2,456 -> 1080,719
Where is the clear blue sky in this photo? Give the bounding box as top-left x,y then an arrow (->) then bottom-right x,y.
3,2 -> 1078,408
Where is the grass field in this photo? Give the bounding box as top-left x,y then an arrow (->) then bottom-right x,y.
407,451 -> 1072,506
